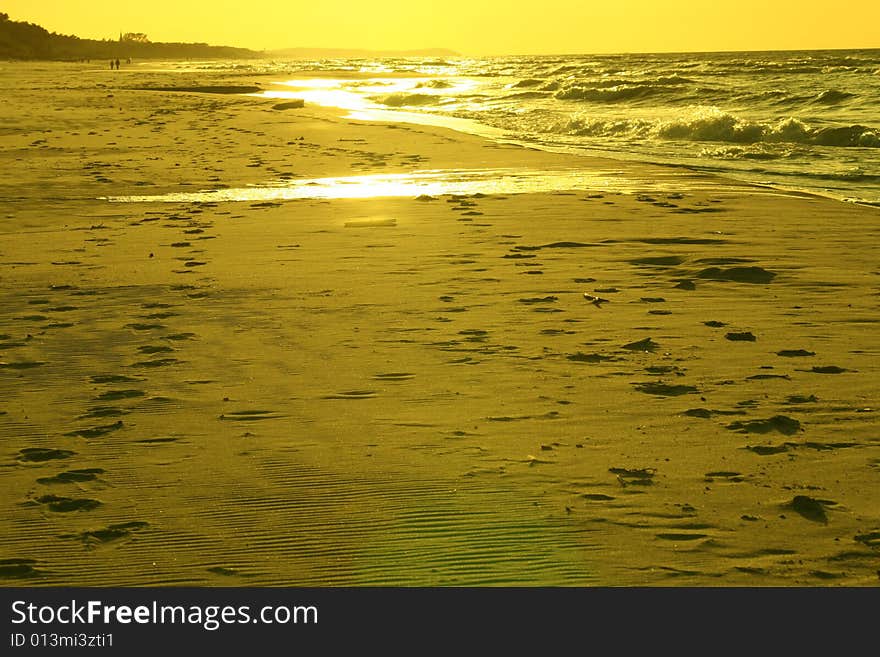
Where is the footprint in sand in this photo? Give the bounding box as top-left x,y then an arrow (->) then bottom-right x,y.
36,469 -> 105,485
582,493 -> 616,502
125,322 -> 166,331
129,357 -> 181,368
17,448 -> 76,463
745,444 -> 790,455
321,391 -> 378,400
0,361 -> 45,370
696,266 -> 776,284
854,531 -> 880,548
567,352 -> 619,363
162,332 -> 197,341
137,345 -> 175,355
630,256 -> 687,267
29,495 -> 102,512
65,420 -> 124,439
219,409 -> 284,421
808,365 -> 849,374
0,559 -> 43,580
785,394 -> 818,404
135,437 -> 181,445
64,521 -> 149,545
726,415 -> 801,435
610,467 -> 656,486
634,382 -> 699,396
373,372 -> 415,381
90,374 -> 143,384
95,389 -> 146,401
704,471 -> 744,483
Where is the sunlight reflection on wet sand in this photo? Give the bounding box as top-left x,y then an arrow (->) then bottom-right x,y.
104,167 -> 723,203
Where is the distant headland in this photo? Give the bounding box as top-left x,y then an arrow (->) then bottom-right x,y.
0,13 -> 459,61
0,13 -> 260,60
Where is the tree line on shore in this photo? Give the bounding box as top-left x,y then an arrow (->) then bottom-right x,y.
0,13 -> 260,61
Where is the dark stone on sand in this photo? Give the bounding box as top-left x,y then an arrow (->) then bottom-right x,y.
703,321 -> 726,328
634,382 -> 699,396
811,365 -> 848,374
684,408 -> 713,418
727,415 -> 801,435
272,100 -> 305,110
630,256 -> 686,267
785,394 -> 818,404
609,467 -> 656,485
622,337 -> 659,352
854,531 -> 880,547
539,241 -> 596,249
567,352 -> 616,363
696,266 -> 776,284
220,409 -> 285,419
674,279 -> 696,290
208,566 -> 241,576
726,331 -> 757,341
746,444 -> 790,455
786,495 -> 832,524
518,296 -> 558,304
655,533 -> 708,541
777,349 -> 816,357
638,237 -> 725,245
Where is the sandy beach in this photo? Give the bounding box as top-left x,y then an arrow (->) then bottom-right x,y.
1,61 -> 878,586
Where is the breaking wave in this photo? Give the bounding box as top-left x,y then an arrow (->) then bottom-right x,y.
553,107 -> 880,148
375,92 -> 444,107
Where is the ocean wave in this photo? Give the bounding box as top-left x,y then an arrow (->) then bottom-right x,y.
700,144 -> 811,161
554,83 -> 669,103
552,107 -> 879,148
503,91 -> 553,100
511,78 -> 544,88
416,79 -> 453,89
811,89 -> 857,104
552,116 -> 654,138
374,92 -> 443,107
657,109 -> 879,147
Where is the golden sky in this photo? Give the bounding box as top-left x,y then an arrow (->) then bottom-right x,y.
4,0 -> 879,55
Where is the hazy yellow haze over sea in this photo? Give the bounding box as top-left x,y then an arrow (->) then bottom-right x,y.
3,0 -> 879,55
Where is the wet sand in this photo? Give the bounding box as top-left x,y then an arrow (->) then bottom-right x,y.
1,62 -> 879,586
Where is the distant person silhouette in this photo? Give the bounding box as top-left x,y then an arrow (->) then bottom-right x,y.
115,59 -> 120,70
109,60 -> 114,70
